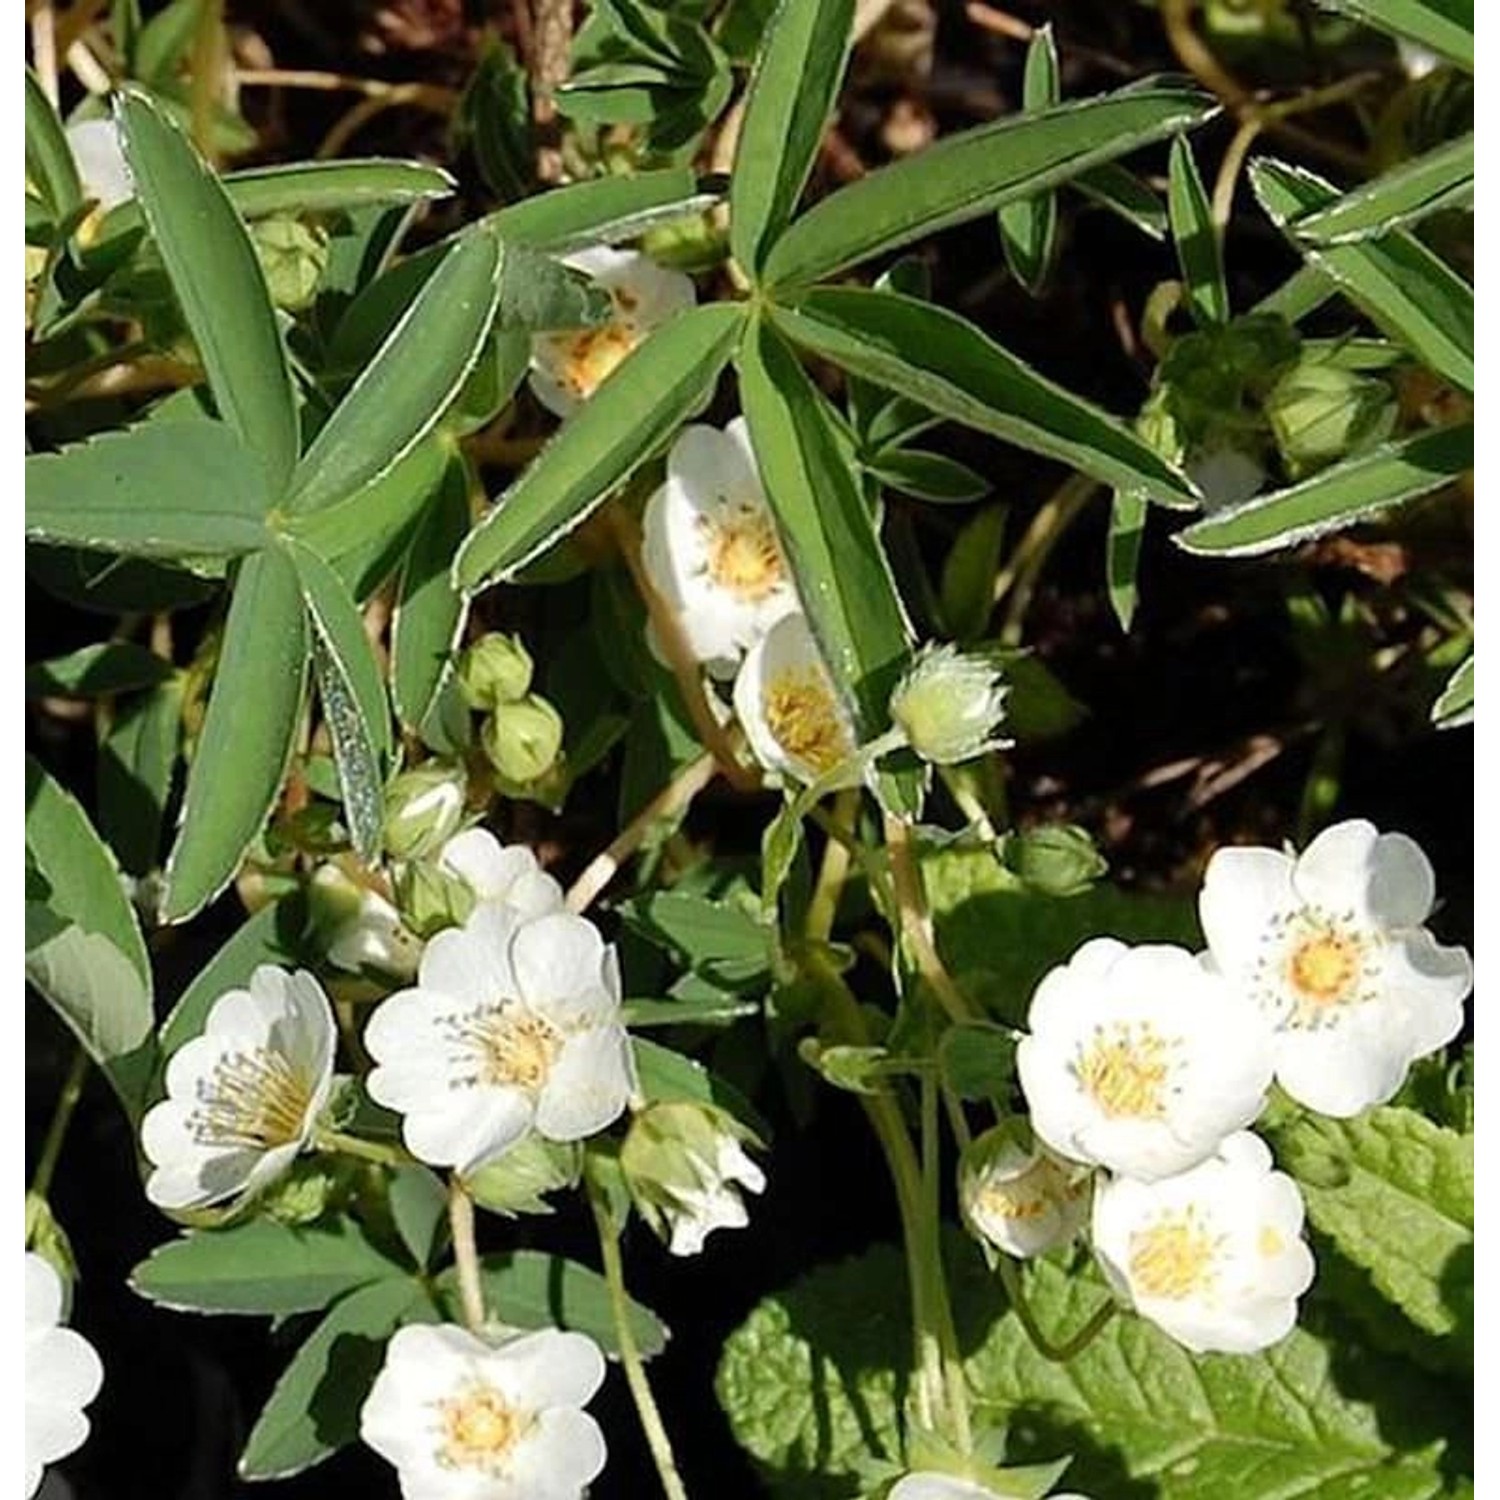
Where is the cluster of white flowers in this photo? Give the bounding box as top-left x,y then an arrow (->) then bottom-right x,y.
26,1252 -> 104,1498
997,818 -> 1470,1355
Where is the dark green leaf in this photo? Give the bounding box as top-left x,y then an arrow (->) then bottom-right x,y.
1291,132 -> 1473,245
490,168 -> 723,252
1107,488 -> 1149,630
25,69 -> 82,220
98,676 -> 183,876
1168,135 -> 1229,326
633,1037 -> 769,1138
868,449 -> 989,504
1317,0 -> 1472,70
939,1021 -> 1018,1101
26,642 -> 175,699
998,24 -> 1061,295
939,504 -> 1007,641
618,890 -> 770,987
1073,161 -> 1167,239
386,1165 -> 449,1272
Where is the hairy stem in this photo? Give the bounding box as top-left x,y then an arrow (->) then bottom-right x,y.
447,1177 -> 486,1333
884,814 -> 977,1024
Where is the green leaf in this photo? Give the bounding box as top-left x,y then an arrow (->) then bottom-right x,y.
286,229 -> 500,515
1073,161 -> 1167,239
868,449 -> 989,504
1253,263 -> 1340,325
939,1021 -> 1018,1102
1432,650 -> 1473,728
775,289 -> 1197,506
998,24 -> 1061,295
162,549 -> 308,922
288,541 -> 392,862
621,995 -> 759,1027
739,317 -> 913,744
939,504 -> 1007,641
98,676 -> 183,876
1107,488 -> 1149,630
434,1251 -> 667,1359
392,455 -> 471,739
25,68 -> 82,220
26,642 -> 175,699
1251,158 -> 1473,394
387,1165 -> 449,1271
130,1218 -> 407,1316
489,167 -> 723,252
238,1278 -> 437,1481
1175,421 -> 1471,557
633,1037 -> 768,1138
718,1243 -> 1460,1499
25,756 -> 155,1110
1168,135 -> 1229,326
618,890 -> 770,987
1291,133 -> 1473,245
764,78 -> 1215,287
116,90 -> 299,494
1271,1106 -> 1472,1362
455,301 -> 742,591
1317,0 -> 1472,70
730,0 -> 853,275
26,420 -> 273,561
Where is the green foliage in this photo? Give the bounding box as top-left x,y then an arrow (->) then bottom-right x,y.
998,26 -> 1061,295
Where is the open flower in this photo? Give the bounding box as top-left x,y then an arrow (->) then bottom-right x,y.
733,613 -> 857,784
890,1475 -> 1090,1500
529,247 -> 695,418
361,1323 -> 606,1500
438,828 -> 565,921
959,1126 -> 1088,1259
1092,1131 -> 1315,1354
26,1253 -> 104,1498
141,967 -> 337,1211
1199,819 -> 1473,1117
641,418 -> 799,674
365,904 -> 633,1175
1017,938 -> 1275,1182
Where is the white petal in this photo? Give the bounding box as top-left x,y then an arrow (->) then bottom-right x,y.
1199,845 -> 1298,978
28,1326 -> 103,1410
491,1328 -> 606,1408
508,1408 -> 609,1498
439,831 -> 558,912
510,913 -> 609,1019
527,361 -> 580,419
667,423 -> 761,504
1365,831 -> 1438,928
26,1254 -> 62,1331
1382,929 -> 1471,1057
890,1476 -> 1000,1500
403,1087 -> 535,1174
145,1147 -> 263,1210
65,118 -> 133,210
1292,819 -> 1381,919
535,1028 -> 633,1141
26,1399 -> 90,1471
419,906 -> 519,1008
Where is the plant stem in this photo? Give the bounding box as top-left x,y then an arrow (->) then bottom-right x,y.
884,814 -> 977,1025
587,1176 -> 690,1500
805,788 -> 859,940
448,1177 -> 486,1333
30,1046 -> 89,1202
997,1256 -> 1117,1362
921,1075 -> 972,1451
316,1129 -> 411,1168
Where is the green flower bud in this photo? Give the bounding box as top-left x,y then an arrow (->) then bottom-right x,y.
261,1158 -> 342,1226
466,1136 -> 582,1217
25,1192 -> 77,1289
250,216 -> 328,312
457,632 -> 534,710
481,693 -> 563,784
1001,823 -> 1107,897
392,858 -> 476,939
890,644 -> 1011,766
382,762 -> 468,861
1265,359 -> 1398,480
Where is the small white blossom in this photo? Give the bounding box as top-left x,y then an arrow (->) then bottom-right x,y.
1092,1130 -> 1315,1354
438,828 -> 565,920
889,644 -> 1011,765
661,1135 -> 766,1256
890,1475 -> 1090,1500
141,967 -> 337,1210
365,904 -> 634,1175
66,118 -> 134,213
530,247 -> 695,418
959,1128 -> 1088,1260
1017,938 -> 1275,1182
360,1323 -> 606,1500
26,1253 -> 104,1498
1199,818 -> 1473,1117
733,612 -> 857,784
640,418 -> 799,675
311,866 -> 422,980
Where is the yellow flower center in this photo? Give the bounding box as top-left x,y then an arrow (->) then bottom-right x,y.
190,1049 -> 313,1150
763,666 -> 853,777
433,1380 -> 534,1474
699,507 -> 783,602
1128,1209 -> 1221,1300
1076,1023 -> 1173,1119
554,320 -> 638,399
1286,929 -> 1363,1008
445,1003 -> 562,1092
974,1158 -> 1081,1226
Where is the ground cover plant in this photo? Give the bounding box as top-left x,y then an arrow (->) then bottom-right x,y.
24,0 -> 1473,1496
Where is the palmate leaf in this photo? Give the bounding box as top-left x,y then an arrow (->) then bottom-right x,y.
98,675 -> 183,877
1290,132 -> 1473,245
1168,135 -> 1229,326
998,24 -> 1061,295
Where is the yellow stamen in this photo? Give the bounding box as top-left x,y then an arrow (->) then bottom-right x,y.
190,1049 -> 313,1150
1286,929 -> 1363,1008
445,1004 -> 562,1092
763,666 -> 852,776
699,507 -> 783,602
552,322 -> 639,398
1076,1023 -> 1173,1120
433,1380 -> 534,1474
1128,1209 -> 1221,1300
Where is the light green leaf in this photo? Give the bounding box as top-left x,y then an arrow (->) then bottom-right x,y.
26,642 -> 175,699
1251,158 -> 1473,393
1432,650 -> 1473,728
286,229 -> 500,515
238,1278 -> 437,1481
130,1218 -> 406,1316
117,89 -> 299,494
1175,422 -> 1471,557
764,78 -> 1215,287
25,68 -> 82,219
1107,488 -> 1149,630
489,167 -> 723,251
162,549 -> 308,922
288,541 -> 392,862
25,756 -> 155,1110
1253,262 -> 1339,324
387,1165 -> 449,1271
730,0 -> 853,275
998,24 -> 1060,295
1316,0 -> 1472,70
939,504 -> 1007,641
618,890 -> 770,987
1168,135 -> 1229,326
738,316 -> 913,743
621,995 -> 758,1027
775,289 -> 1198,506
1073,161 -> 1167,239
455,301 -> 742,591
26,420 -> 273,561
1291,133 -> 1473,245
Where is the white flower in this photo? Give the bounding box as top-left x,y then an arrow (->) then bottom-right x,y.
365,904 -> 634,1175
889,1476 -> 1090,1500
1016,938 -> 1275,1182
311,866 -> 423,981
360,1323 -> 607,1500
26,1253 -> 104,1498
1092,1130 -> 1315,1354
732,612 -> 857,784
65,118 -> 134,213
640,418 -> 799,674
141,967 -> 337,1210
662,1134 -> 766,1255
438,828 -> 565,921
529,247 -> 695,418
959,1130 -> 1088,1260
1199,818 -> 1473,1117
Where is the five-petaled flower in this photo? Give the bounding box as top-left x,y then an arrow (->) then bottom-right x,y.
437,828 -> 566,921
361,1323 -> 607,1500
959,1127 -> 1089,1260
365,904 -> 634,1175
26,1252 -> 104,1498
1200,818 -> 1473,1117
141,966 -> 337,1210
1092,1130 -> 1315,1354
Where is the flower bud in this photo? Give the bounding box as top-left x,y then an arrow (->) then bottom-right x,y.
262,1159 -> 342,1226
250,216 -> 328,312
621,1102 -> 766,1257
382,763 -> 468,861
308,865 -> 422,980
392,859 -> 476,939
25,1192 -> 77,1288
1265,359 -> 1397,480
890,644 -> 1011,766
959,1123 -> 1089,1260
481,693 -> 563,784
1186,444 -> 1266,511
457,632 -> 534,710
1002,824 -> 1106,897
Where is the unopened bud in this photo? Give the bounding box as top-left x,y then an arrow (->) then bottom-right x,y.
1002,824 -> 1106,897
1265,359 -> 1397,480
250,217 -> 328,312
481,694 -> 563,784
308,865 -> 422,980
392,859 -> 476,939
890,644 -> 1011,766
382,763 -> 468,861
959,1123 -> 1089,1260
458,633 -> 534,710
